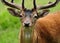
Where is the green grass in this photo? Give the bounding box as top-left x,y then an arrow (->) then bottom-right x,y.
0,0 -> 60,43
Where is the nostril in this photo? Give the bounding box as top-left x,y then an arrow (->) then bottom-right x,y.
24,23 -> 30,27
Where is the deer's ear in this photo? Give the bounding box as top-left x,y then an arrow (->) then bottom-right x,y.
38,9 -> 50,18
7,8 -> 20,17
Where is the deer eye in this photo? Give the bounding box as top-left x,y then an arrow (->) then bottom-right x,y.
34,16 -> 37,18
33,14 -> 38,18
19,13 -> 23,17
20,15 -> 23,17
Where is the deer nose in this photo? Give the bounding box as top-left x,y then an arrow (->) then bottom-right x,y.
24,23 -> 30,27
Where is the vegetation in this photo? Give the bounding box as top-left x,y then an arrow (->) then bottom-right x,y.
0,0 -> 60,43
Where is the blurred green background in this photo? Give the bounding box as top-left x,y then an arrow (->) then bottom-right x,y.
0,0 -> 60,43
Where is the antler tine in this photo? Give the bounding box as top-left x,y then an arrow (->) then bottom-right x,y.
22,0 -> 25,9
33,0 -> 36,9
1,0 -> 22,10
11,0 -> 14,3
37,0 -> 60,10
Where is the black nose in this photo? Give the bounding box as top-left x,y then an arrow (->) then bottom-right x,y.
24,23 -> 30,27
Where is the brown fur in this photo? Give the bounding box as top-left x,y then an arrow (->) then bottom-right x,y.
33,11 -> 60,43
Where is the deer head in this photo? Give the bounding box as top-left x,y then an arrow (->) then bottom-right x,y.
1,0 -> 59,27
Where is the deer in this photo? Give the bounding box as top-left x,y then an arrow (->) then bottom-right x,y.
32,1 -> 60,43
1,0 -> 60,43
33,11 -> 60,43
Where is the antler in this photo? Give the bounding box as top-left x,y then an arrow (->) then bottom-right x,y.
1,0 -> 25,10
11,0 -> 14,3
33,0 -> 36,10
22,0 -> 25,10
37,0 -> 59,10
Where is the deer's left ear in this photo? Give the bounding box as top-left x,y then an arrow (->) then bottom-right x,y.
7,8 -> 20,17
38,9 -> 50,18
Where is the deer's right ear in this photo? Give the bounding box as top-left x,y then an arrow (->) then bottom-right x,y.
7,8 -> 20,17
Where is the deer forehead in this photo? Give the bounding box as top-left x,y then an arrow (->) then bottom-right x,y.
21,10 -> 33,16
